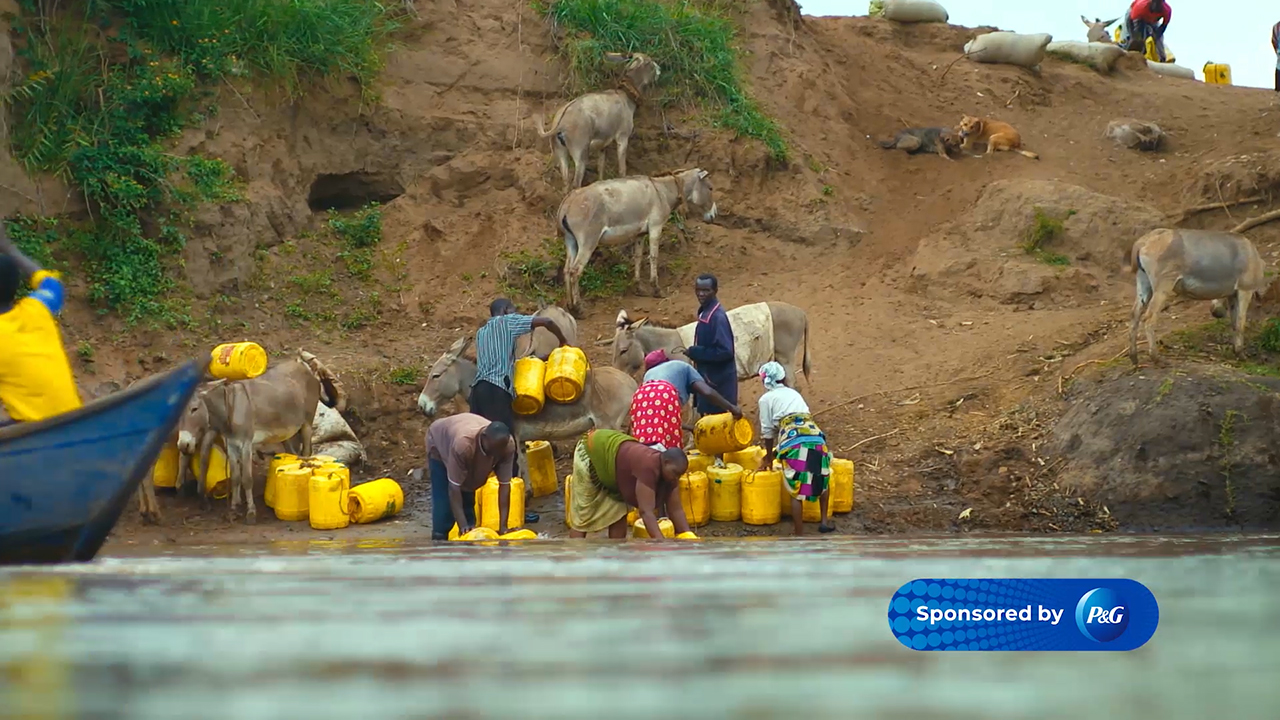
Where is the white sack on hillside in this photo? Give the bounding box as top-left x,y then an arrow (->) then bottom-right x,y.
1046,41 -> 1126,72
312,403 -> 365,466
882,0 -> 948,23
1147,60 -> 1195,80
964,32 -> 1053,68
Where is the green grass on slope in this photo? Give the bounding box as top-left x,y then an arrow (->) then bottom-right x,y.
5,0 -> 401,324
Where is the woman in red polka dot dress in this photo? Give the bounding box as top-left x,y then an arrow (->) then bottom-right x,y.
628,349 -> 740,451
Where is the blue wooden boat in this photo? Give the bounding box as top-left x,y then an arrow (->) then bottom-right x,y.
0,360 -> 203,564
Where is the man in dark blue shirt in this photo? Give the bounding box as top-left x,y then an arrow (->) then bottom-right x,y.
683,274 -> 737,417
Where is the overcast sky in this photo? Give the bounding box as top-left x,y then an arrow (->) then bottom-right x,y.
795,0 -> 1279,90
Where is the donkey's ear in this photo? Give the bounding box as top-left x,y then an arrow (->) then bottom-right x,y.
447,336 -> 470,357
615,309 -> 631,328
1080,15 -> 1090,25
633,317 -> 649,329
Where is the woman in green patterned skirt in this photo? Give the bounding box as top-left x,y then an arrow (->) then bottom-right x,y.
756,362 -> 835,536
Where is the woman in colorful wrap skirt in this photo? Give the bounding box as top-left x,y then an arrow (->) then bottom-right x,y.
755,361 -> 835,536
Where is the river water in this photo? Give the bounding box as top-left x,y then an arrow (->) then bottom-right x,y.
1,534 -> 1278,719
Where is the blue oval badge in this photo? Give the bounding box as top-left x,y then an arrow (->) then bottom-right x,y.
888,579 -> 1158,651
1075,587 -> 1130,643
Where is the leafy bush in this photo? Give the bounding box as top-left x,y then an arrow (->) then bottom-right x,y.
108,0 -> 396,98
1021,207 -> 1075,267
328,203 -> 383,279
540,0 -> 787,161
3,216 -> 61,270
5,0 -> 400,322
1256,317 -> 1280,354
500,237 -> 631,305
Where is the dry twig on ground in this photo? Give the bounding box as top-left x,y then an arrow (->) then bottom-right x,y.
1232,208 -> 1280,234
841,428 -> 900,453
1170,195 -> 1265,223
815,369 -> 997,418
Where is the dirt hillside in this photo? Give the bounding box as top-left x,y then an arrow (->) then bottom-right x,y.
6,0 -> 1280,546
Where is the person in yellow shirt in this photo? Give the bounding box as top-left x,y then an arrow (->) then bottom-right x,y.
0,227 -> 82,425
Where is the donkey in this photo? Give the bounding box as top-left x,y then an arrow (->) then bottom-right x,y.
557,168 -> 717,316
134,384 -> 213,523
513,305 -> 579,361
174,383 -> 217,502
610,302 -> 813,385
1127,228 -> 1270,365
136,426 -> 178,524
197,350 -> 346,523
416,336 -> 637,479
1081,16 -> 1119,44
535,52 -> 661,191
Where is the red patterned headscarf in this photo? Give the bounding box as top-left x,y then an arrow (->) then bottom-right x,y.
643,349 -> 668,371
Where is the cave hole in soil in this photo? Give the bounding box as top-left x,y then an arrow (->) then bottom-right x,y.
307,172 -> 405,211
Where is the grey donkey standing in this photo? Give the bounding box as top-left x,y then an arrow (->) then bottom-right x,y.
536,52 -> 661,191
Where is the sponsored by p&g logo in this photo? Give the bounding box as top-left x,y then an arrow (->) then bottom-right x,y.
1075,587 -> 1129,643
888,578 -> 1158,652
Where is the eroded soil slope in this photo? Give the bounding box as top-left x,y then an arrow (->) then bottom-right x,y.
9,0 -> 1279,545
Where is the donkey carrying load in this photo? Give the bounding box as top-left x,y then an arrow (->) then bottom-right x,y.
416,336 -> 637,478
1127,228 -> 1270,365
609,301 -> 812,384
535,52 -> 661,191
181,350 -> 346,524
514,306 -> 579,361
135,390 -> 209,524
557,168 -> 717,316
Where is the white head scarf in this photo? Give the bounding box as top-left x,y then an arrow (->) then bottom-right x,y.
759,361 -> 786,391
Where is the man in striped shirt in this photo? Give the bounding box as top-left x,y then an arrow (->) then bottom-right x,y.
471,298 -> 570,523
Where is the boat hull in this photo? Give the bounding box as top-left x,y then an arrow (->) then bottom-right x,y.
0,360 -> 203,565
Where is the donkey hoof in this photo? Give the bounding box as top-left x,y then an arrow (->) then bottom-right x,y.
245,511 -> 257,526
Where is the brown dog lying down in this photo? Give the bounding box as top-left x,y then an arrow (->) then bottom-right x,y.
956,115 -> 1039,159
878,126 -> 960,160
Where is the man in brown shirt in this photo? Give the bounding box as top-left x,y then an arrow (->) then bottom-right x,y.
426,413 -> 517,539
566,428 -> 691,540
